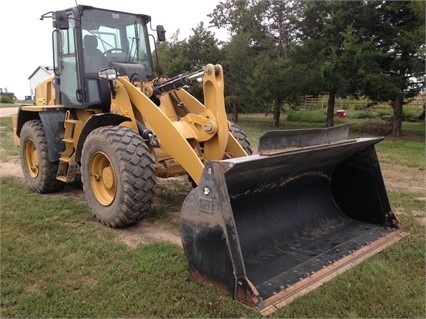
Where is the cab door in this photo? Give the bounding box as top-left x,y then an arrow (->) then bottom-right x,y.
53,10 -> 82,107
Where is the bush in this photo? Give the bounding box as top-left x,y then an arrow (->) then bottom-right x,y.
351,110 -> 375,119
403,109 -> 424,122
354,119 -> 392,136
0,96 -> 14,104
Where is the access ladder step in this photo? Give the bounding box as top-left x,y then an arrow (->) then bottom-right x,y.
57,160 -> 78,183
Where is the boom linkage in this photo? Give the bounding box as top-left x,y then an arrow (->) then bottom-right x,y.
152,66 -> 215,96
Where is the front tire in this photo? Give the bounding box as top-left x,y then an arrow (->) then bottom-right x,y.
19,120 -> 64,193
81,126 -> 155,228
189,123 -> 253,187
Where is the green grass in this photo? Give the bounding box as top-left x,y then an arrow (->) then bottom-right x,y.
235,113 -> 424,162
0,176 -> 253,318
1,175 -> 424,318
1,176 -> 425,318
287,109 -> 327,123
1,111 -> 425,318
377,138 -> 425,169
0,117 -> 18,161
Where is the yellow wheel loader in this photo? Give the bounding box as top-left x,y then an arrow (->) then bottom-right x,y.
12,5 -> 406,315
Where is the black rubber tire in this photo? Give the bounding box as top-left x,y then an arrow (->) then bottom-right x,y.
229,122 -> 253,155
81,126 -> 155,228
19,120 -> 64,193
189,123 -> 253,187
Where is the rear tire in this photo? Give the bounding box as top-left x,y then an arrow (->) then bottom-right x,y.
19,120 -> 64,193
229,123 -> 253,155
81,126 -> 155,228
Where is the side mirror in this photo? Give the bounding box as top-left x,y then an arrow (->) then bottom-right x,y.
98,68 -> 118,80
156,25 -> 166,42
54,11 -> 69,30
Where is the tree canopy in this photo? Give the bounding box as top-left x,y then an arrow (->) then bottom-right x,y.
155,0 -> 425,136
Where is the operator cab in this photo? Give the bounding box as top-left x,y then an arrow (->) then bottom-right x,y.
45,5 -> 165,109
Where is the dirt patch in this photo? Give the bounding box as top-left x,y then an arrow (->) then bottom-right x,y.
0,107 -> 18,118
0,159 -> 185,248
114,177 -> 186,248
1,156 -> 424,248
380,162 -> 426,225
381,163 -> 425,195
0,157 -> 23,180
3,159 -> 423,195
115,215 -> 182,248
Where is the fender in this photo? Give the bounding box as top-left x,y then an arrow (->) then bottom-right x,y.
16,108 -> 67,162
16,108 -> 131,163
74,113 -> 131,162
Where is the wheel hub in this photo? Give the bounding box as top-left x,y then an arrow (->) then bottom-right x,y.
90,152 -> 116,206
102,166 -> 114,189
25,139 -> 39,178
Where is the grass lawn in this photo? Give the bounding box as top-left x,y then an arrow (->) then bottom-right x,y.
0,110 -> 425,318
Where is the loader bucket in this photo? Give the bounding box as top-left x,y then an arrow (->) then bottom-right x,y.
180,125 -> 406,315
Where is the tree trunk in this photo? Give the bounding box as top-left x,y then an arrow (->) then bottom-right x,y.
392,95 -> 403,137
231,100 -> 238,123
273,99 -> 281,128
326,92 -> 335,127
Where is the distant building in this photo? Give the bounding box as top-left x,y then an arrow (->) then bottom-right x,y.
28,66 -> 54,98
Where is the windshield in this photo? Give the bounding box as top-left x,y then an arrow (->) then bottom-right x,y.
80,8 -> 154,77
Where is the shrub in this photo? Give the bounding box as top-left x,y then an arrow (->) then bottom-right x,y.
354,119 -> 392,136
352,110 -> 375,119
403,109 -> 424,122
0,96 -> 14,104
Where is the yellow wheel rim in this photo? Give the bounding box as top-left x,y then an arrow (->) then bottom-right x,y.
90,152 -> 116,206
24,138 -> 39,178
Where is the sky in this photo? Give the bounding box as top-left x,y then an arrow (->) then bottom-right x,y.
0,0 -> 225,99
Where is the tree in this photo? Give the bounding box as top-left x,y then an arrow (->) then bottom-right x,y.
185,22 -> 224,100
210,0 -> 269,120
209,0 -> 268,39
364,1 -> 425,136
154,22 -> 223,100
210,0 -> 304,126
187,22 -> 223,68
255,0 -> 305,127
296,0 -> 381,127
221,33 -> 257,121
297,0 -> 425,132
154,35 -> 191,77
